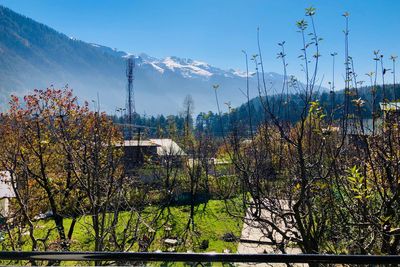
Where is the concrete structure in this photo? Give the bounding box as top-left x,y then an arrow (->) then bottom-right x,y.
116,139 -> 186,173
0,171 -> 15,217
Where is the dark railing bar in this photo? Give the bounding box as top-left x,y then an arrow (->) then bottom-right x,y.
0,252 -> 399,264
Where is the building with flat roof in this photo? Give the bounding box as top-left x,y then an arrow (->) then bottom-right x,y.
115,139 -> 186,173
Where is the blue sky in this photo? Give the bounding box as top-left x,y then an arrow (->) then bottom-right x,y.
1,0 -> 399,90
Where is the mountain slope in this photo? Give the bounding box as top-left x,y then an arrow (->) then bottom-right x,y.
0,5 -> 125,110
0,5 -> 298,115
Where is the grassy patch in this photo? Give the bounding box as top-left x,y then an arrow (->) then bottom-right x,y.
12,199 -> 243,255
147,199 -> 243,253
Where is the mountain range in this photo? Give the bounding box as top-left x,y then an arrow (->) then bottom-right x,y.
0,5 -> 290,115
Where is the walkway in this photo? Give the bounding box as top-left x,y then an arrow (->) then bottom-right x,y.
237,200 -> 305,267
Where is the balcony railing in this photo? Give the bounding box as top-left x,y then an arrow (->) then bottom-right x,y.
0,252 -> 399,265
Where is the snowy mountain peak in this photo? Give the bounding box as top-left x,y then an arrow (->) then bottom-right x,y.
132,54 -> 254,80
228,69 -> 250,78
137,53 -> 158,62
87,41 -> 254,81
160,57 -> 212,78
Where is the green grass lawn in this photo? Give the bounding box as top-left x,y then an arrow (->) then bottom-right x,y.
13,199 -> 244,254
146,199 -> 244,253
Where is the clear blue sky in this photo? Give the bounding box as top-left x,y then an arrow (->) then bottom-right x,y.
1,0 -> 399,90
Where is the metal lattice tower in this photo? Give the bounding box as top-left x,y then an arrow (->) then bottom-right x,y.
126,56 -> 135,125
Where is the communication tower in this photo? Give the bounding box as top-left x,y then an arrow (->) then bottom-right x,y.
126,56 -> 135,125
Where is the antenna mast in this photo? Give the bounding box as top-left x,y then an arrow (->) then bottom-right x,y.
126,56 -> 135,125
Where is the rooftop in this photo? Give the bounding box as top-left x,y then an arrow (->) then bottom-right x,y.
116,139 -> 186,156
380,102 -> 400,111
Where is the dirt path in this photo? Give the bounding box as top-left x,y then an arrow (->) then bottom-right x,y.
237,202 -> 305,267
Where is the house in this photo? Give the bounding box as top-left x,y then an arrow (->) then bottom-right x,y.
149,139 -> 186,157
116,139 -> 186,173
380,101 -> 400,113
380,102 -> 400,126
0,171 -> 15,218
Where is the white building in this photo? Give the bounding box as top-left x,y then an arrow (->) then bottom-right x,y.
0,171 -> 15,217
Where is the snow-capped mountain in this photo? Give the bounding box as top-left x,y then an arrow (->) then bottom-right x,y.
137,55 -> 231,80
115,53 -> 288,114
0,5 -> 289,115
137,54 -> 251,79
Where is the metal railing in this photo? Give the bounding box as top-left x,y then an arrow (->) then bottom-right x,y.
0,252 -> 399,265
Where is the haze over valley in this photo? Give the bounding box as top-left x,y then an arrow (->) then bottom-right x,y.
0,5 -> 295,115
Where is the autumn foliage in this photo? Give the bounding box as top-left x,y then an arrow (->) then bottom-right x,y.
0,88 -> 123,251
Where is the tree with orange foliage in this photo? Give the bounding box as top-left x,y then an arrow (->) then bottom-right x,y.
0,88 -> 124,252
